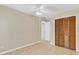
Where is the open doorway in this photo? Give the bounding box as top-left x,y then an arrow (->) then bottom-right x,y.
41,21 -> 50,41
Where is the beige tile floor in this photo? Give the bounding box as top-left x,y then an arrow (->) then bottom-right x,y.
4,41 -> 79,55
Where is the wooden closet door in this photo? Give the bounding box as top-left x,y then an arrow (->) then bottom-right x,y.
55,19 -> 60,46
59,19 -> 64,47
63,18 -> 69,48
55,16 -> 76,50
69,16 -> 76,50
55,19 -> 64,47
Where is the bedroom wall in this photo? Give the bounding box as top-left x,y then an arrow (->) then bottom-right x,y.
0,5 -> 41,52
50,8 -> 79,51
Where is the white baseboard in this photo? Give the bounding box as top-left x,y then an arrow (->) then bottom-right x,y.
49,42 -> 55,46
76,50 -> 79,52
50,42 -> 53,45
0,41 -> 41,55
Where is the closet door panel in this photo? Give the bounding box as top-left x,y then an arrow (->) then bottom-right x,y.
59,19 -> 64,47
63,18 -> 69,48
55,19 -> 60,46
69,16 -> 76,50
55,19 -> 64,47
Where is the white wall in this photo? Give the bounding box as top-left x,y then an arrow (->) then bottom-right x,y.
50,20 -> 55,45
41,21 -> 45,40
0,5 -> 41,52
50,8 -> 79,51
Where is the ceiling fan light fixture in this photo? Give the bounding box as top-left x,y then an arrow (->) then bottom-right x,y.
40,5 -> 44,9
36,11 -> 42,16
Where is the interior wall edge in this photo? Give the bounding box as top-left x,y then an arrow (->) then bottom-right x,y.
50,19 -> 55,45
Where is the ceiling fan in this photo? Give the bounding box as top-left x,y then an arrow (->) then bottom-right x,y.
34,4 -> 44,16
23,4 -> 51,19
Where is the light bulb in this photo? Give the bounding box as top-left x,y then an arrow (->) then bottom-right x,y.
36,11 -> 42,16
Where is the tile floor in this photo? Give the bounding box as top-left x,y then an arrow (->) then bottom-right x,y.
4,41 -> 79,55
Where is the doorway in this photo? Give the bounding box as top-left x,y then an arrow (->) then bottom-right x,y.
41,21 -> 50,41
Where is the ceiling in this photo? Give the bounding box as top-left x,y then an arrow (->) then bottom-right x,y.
3,4 -> 79,19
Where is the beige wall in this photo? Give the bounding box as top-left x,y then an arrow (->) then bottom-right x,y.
50,20 -> 55,45
0,5 -> 41,52
50,8 -> 79,51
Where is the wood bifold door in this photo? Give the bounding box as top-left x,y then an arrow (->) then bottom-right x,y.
55,16 -> 76,50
